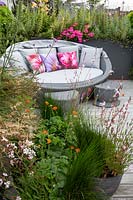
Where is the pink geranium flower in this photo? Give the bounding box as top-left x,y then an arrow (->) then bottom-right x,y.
83,28 -> 89,33
84,24 -> 90,29
88,32 -> 95,38
67,26 -> 74,32
57,22 -> 94,43
72,22 -> 78,27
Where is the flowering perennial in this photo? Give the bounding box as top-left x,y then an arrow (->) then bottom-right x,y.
57,23 -> 94,43
31,0 -> 49,12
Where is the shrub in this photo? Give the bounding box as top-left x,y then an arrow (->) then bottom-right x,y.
71,113 -> 116,178
0,6 -> 14,32
64,143 -> 106,200
89,9 -> 132,44
127,11 -> 133,28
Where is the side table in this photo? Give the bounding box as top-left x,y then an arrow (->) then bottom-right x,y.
94,80 -> 122,108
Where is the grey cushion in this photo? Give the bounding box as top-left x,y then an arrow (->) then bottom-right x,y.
38,47 -> 56,54
57,46 -> 79,62
79,47 -> 103,69
19,49 -> 39,71
9,51 -> 28,70
20,48 -> 57,71
0,51 -> 29,75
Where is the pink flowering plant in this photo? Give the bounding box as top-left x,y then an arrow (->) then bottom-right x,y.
99,97 -> 133,176
57,23 -> 94,43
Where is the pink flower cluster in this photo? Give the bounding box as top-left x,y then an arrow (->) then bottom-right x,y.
57,23 -> 94,43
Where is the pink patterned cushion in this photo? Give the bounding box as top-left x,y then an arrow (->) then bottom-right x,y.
27,54 -> 45,73
57,51 -> 78,69
40,53 -> 62,72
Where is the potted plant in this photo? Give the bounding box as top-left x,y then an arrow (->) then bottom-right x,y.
71,101 -> 133,197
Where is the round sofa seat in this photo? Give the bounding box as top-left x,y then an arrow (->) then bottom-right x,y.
35,68 -> 103,91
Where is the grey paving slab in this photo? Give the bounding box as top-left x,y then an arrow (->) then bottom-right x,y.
120,173 -> 133,184
112,185 -> 133,196
126,164 -> 133,173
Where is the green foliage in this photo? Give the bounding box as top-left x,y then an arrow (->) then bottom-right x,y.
0,3 -> 133,56
64,143 -> 106,200
0,6 -> 16,56
13,3 -> 54,40
90,10 -> 132,43
10,115 -> 76,199
10,112 -> 107,200
0,69 -> 38,116
0,6 -> 14,31
129,67 -> 133,79
71,114 -> 119,177
39,96 -> 64,119
88,0 -> 101,5
127,11 -> 133,28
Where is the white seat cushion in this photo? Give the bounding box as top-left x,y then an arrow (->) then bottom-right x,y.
35,68 -> 103,84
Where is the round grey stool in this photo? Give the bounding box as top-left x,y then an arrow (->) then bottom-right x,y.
94,80 -> 122,108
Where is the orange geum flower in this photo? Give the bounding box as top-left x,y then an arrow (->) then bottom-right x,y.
25,99 -> 30,104
52,106 -> 58,111
75,148 -> 80,153
42,130 -> 48,134
45,101 -> 49,106
25,109 -> 30,113
46,138 -> 52,144
72,111 -> 78,116
70,146 -> 75,150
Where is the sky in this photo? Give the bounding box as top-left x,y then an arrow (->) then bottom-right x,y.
2,0 -> 133,11
99,0 -> 133,11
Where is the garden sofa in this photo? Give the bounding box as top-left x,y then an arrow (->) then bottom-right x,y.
0,39 -> 112,92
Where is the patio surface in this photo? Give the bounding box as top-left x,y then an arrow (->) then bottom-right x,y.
80,80 -> 133,200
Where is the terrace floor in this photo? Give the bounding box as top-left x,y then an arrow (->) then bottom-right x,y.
80,80 -> 133,200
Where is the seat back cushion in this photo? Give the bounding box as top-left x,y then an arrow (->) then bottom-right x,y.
40,53 -> 62,72
0,51 -> 29,75
38,47 -> 56,54
79,47 -> 103,69
57,51 -> 78,69
19,49 -> 39,72
20,48 -> 57,73
26,54 -> 46,73
57,46 -> 79,63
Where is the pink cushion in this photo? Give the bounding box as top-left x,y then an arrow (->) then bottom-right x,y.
57,51 -> 78,69
27,54 -> 45,73
40,53 -> 62,72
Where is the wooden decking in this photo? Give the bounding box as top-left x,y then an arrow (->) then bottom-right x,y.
80,80 -> 133,200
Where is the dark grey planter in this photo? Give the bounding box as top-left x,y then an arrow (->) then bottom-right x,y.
84,40 -> 133,80
95,175 -> 122,197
